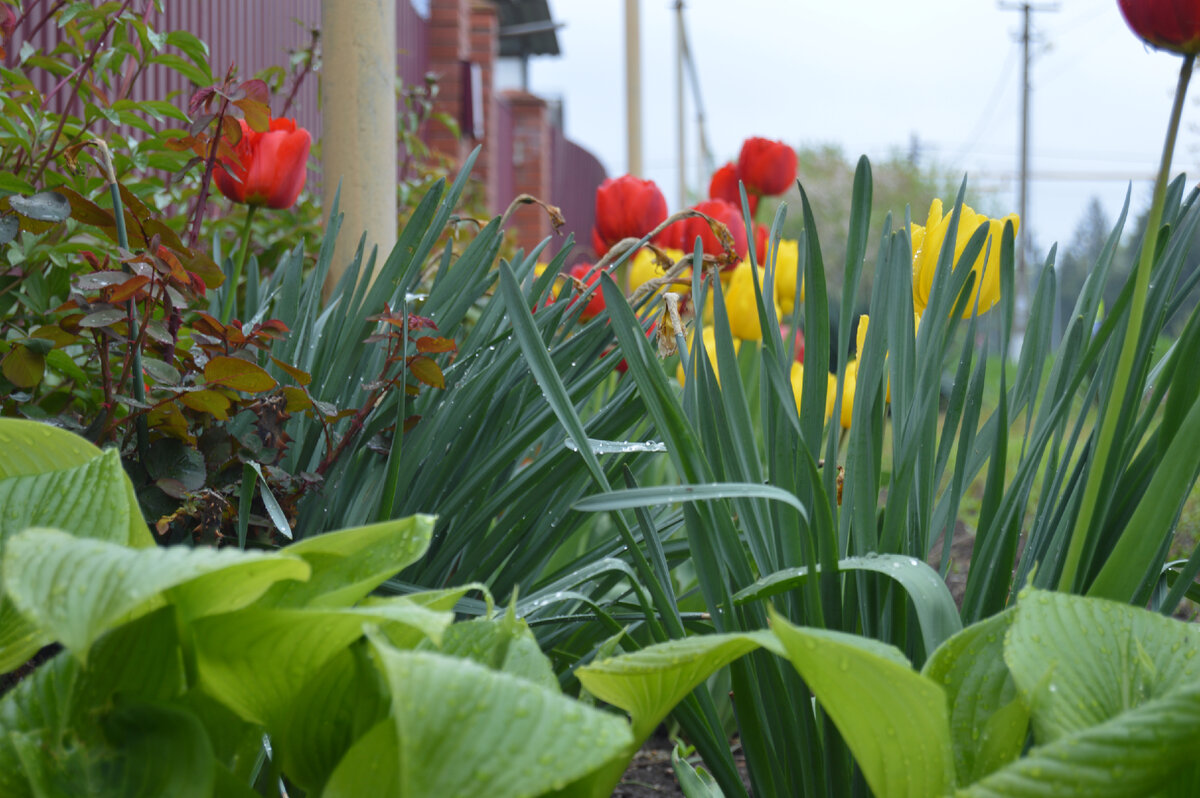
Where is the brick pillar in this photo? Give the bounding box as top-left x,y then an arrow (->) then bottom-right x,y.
503,90 -> 551,254
469,1 -> 499,213
428,0 -> 469,164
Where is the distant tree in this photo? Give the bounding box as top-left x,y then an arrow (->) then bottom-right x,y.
1056,197 -> 1117,332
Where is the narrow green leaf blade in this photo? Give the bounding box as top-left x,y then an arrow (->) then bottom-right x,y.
735,554 -> 962,655
574,483 -> 806,518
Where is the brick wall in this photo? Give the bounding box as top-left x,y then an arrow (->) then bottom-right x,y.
504,91 -> 551,254
469,2 -> 499,213
428,0 -> 470,165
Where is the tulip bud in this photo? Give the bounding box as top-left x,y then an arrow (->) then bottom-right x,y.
737,137 -> 797,197
1118,0 -> 1200,55
213,117 -> 311,210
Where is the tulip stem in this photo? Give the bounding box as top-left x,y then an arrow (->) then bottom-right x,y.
220,203 -> 258,325
1058,53 -> 1195,592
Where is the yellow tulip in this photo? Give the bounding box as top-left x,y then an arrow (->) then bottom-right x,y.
677,325 -> 740,386
627,247 -> 687,297
839,361 -> 857,429
911,199 -> 1018,317
765,238 -> 804,315
723,260 -> 783,341
789,362 -> 836,421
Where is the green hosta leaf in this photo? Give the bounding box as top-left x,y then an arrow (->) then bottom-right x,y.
95,701 -> 215,798
922,609 -> 1027,784
273,644 -> 388,793
1004,589 -> 1200,743
322,719 -> 401,797
428,608 -> 558,692
0,421 -> 152,670
735,553 -> 963,656
0,608 -> 186,798
258,515 -> 435,608
0,419 -> 150,546
2,528 -> 309,663
769,607 -> 954,798
954,589 -> 1200,796
364,633 -> 633,798
192,602 -> 451,727
577,631 -> 775,744
957,678 -> 1200,798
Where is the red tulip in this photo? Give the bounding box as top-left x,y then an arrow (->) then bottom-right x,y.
754,223 -> 769,261
737,137 -> 797,197
656,199 -> 748,264
1119,0 -> 1200,54
213,117 -> 311,209
568,263 -> 606,321
592,174 -> 669,257
709,162 -> 758,217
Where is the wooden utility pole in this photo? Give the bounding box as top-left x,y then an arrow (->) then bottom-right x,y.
675,0 -> 686,207
625,0 -> 642,176
999,1 -> 1058,287
1000,1 -> 1058,348
322,0 -> 397,296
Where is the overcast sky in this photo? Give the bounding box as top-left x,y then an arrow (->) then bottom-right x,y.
522,0 -> 1199,259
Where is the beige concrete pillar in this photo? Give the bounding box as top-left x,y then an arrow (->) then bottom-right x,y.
321,0 -> 398,296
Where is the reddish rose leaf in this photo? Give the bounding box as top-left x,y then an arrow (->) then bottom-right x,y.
220,114 -> 243,144
108,275 -> 151,304
234,97 -> 270,132
270,356 -> 312,386
281,386 -> 311,412
76,271 -> 131,291
415,336 -> 456,354
191,312 -> 226,338
204,355 -> 277,393
180,388 -> 232,420
238,78 -> 270,105
79,308 -> 129,328
408,355 -> 445,389
30,324 -> 78,348
2,344 -> 44,388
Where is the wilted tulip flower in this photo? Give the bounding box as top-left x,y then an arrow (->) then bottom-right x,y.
1118,0 -> 1200,55
911,199 -> 1019,318
657,199 -> 748,263
568,263 -> 606,321
213,117 -> 311,209
737,137 -> 797,197
591,175 -> 669,257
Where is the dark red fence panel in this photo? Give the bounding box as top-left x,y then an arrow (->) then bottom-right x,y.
7,0 -> 430,144
397,0 -> 430,89
549,122 -> 605,262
